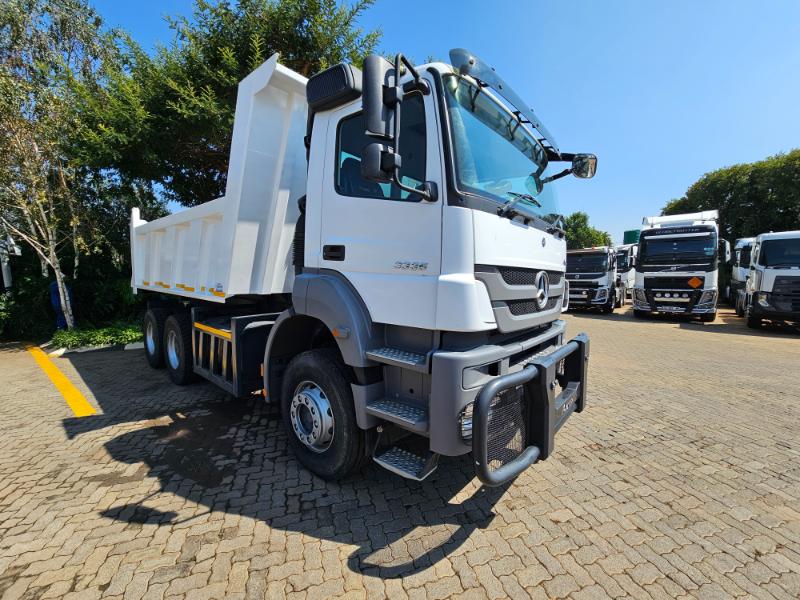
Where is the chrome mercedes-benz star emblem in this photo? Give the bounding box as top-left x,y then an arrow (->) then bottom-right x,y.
534,271 -> 550,309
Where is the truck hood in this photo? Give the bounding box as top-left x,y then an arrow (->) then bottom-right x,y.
473,209 -> 565,272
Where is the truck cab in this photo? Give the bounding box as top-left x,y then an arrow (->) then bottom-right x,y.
130,50 -> 597,486
566,246 -> 622,312
632,211 -> 730,322
744,230 -> 800,328
615,243 -> 637,301
730,237 -> 755,316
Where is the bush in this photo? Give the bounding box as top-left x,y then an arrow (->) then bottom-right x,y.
51,323 -> 142,349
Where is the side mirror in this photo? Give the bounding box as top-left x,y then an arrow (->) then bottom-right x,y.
362,55 -> 396,139
572,154 -> 597,179
721,240 -> 731,264
360,53 -> 436,201
361,143 -> 396,183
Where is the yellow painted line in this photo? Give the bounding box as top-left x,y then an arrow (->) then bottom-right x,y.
26,346 -> 96,417
194,322 -> 232,340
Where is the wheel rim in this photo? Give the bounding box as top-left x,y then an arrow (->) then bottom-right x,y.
145,321 -> 156,355
166,329 -> 180,370
290,380 -> 335,453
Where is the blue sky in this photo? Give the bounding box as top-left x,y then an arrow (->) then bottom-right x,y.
91,0 -> 800,242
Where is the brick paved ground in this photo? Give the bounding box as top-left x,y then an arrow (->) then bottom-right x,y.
1,307 -> 799,599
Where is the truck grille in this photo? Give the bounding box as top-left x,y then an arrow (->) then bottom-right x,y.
644,276 -> 705,290
772,276 -> 800,311
478,265 -> 562,287
568,280 -> 600,290
486,386 -> 527,472
506,296 -> 561,316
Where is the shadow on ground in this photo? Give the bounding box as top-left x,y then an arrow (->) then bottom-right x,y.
62,350 -> 508,579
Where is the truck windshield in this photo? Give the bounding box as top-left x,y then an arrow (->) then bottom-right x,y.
759,238 -> 800,267
442,74 -> 560,224
616,250 -> 629,271
739,245 -> 752,268
640,234 -> 716,265
567,253 -> 608,273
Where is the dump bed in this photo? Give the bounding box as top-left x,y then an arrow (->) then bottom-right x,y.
130,54 -> 308,302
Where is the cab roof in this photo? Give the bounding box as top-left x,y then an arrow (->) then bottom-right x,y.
756,230 -> 800,242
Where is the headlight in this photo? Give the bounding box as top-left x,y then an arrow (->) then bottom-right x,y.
757,292 -> 770,307
634,288 -> 647,302
698,290 -> 717,304
594,287 -> 609,299
459,403 -> 473,440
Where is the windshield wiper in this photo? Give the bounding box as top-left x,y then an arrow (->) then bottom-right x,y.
498,192 -> 542,218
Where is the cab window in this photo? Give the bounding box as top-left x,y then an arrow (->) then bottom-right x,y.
335,93 -> 426,200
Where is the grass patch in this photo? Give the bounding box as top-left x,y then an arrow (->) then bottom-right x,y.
52,323 -> 142,349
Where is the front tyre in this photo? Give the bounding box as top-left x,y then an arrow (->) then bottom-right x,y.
700,312 -> 716,323
280,349 -> 366,480
633,309 -> 649,319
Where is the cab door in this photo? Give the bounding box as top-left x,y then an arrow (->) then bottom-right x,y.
317,83 -> 444,329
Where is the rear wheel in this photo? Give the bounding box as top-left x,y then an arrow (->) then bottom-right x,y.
281,349 -> 366,480
163,313 -> 198,385
143,308 -> 169,369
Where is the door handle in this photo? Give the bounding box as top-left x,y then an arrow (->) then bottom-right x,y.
323,245 -> 345,261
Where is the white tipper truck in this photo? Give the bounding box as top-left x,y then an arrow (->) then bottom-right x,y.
632,211 -> 730,322
130,50 -> 596,486
565,246 -> 623,313
743,230 -> 800,328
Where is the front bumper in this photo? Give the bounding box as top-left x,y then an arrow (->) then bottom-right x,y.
750,294 -> 800,322
471,333 -> 589,486
633,288 -> 717,314
568,286 -> 609,307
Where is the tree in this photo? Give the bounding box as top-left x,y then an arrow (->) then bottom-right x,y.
662,149 -> 800,242
83,0 -> 382,207
564,211 -> 611,250
0,0 -> 163,331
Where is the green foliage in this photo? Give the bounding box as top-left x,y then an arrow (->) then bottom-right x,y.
662,149 -> 800,242
81,0 -> 382,207
564,211 -> 612,250
51,323 -> 142,349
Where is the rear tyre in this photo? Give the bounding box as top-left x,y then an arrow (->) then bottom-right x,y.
163,313 -> 198,385
281,349 -> 366,480
143,308 -> 169,369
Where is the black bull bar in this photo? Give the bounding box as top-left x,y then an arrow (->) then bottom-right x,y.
472,333 -> 590,486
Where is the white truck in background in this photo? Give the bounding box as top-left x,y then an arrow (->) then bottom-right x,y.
130,50 -> 597,486
730,237 -> 755,316
632,211 -> 730,322
565,246 -> 623,313
743,230 -> 800,328
615,243 -> 637,300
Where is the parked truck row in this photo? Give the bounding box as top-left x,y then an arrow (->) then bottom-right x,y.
130,50 -> 598,486
564,211 -> 799,330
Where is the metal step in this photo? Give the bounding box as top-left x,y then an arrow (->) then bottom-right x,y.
373,446 -> 439,481
366,398 -> 429,434
365,347 -> 428,372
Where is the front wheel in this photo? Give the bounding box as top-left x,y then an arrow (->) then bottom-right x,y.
280,349 -> 366,480
700,312 -> 716,323
633,309 -> 649,319
746,311 -> 762,329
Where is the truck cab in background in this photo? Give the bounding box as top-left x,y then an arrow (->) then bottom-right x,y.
730,237 -> 755,316
615,243 -> 637,301
632,211 -> 730,322
566,246 -> 622,313
744,231 -> 800,328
